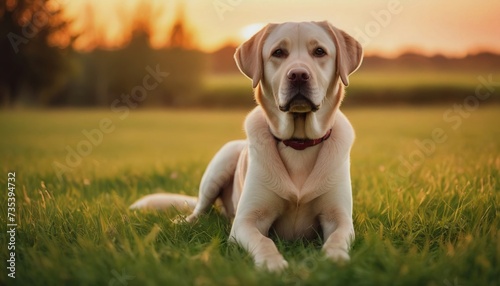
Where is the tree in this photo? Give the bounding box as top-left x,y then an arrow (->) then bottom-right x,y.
169,3 -> 194,49
0,0 -> 73,106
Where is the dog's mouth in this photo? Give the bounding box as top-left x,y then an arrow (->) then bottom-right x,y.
279,94 -> 319,113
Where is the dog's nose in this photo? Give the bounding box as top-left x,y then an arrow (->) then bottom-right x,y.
287,67 -> 310,82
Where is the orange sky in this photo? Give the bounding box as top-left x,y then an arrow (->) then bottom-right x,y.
63,0 -> 500,57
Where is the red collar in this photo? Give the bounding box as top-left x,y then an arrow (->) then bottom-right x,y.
275,129 -> 332,150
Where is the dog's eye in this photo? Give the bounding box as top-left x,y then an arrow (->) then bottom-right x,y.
272,49 -> 286,58
313,47 -> 327,57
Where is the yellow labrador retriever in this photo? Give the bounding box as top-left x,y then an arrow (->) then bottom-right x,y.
131,21 -> 363,271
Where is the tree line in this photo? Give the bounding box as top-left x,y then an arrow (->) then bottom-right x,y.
0,0 -> 207,108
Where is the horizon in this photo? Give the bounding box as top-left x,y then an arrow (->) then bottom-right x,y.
76,39 -> 500,60
61,0 -> 500,58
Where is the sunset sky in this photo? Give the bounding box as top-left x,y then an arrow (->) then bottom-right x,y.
63,0 -> 500,57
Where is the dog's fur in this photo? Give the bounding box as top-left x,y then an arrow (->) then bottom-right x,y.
130,21 -> 363,272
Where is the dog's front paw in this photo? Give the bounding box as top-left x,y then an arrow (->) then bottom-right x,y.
324,247 -> 350,264
256,255 -> 289,272
185,213 -> 199,223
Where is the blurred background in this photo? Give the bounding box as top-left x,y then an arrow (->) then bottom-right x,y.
1,0 -> 499,109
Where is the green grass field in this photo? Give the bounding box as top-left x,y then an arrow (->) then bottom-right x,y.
1,107 -> 499,285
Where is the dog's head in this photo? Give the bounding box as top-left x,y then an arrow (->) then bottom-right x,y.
235,21 -> 362,140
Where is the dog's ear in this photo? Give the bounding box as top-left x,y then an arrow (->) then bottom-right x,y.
320,22 -> 363,86
234,24 -> 273,88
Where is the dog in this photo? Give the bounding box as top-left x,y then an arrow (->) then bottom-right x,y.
130,21 -> 363,272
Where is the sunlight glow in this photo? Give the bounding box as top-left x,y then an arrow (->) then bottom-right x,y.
62,0 -> 500,56
239,23 -> 266,41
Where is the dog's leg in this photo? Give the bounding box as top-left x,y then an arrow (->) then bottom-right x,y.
130,140 -> 245,216
318,168 -> 355,262
228,173 -> 288,272
185,140 -> 246,222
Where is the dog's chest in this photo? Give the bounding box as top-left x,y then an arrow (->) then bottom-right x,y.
270,145 -> 323,239
272,201 -> 320,240
278,143 -> 321,190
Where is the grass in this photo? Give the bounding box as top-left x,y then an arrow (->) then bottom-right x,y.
0,106 -> 499,285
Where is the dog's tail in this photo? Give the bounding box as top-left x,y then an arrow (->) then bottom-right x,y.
129,193 -> 197,211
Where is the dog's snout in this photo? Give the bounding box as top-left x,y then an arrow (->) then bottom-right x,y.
282,67 -> 317,113
287,68 -> 310,83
